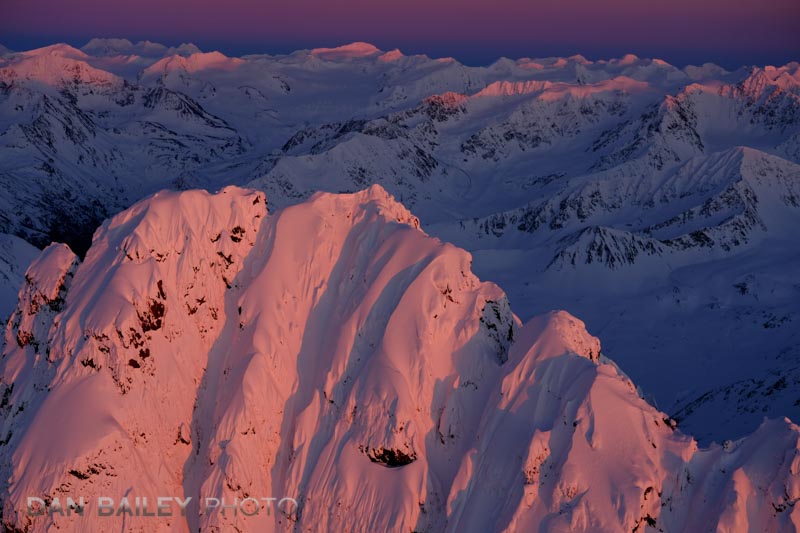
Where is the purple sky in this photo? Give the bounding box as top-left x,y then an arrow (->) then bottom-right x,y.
2,0 -> 798,67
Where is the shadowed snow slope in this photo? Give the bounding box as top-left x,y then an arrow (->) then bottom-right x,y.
1,186 -> 798,532
0,234 -> 39,321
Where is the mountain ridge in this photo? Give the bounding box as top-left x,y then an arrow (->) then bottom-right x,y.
1,185 -> 798,532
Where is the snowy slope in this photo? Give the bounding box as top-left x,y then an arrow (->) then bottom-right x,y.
0,232 -> 38,361
429,146 -> 800,442
0,40 -> 798,443
0,234 -> 39,321
1,186 -> 798,532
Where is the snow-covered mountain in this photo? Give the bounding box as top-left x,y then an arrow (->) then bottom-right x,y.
1,186 -> 798,532
0,40 -> 798,446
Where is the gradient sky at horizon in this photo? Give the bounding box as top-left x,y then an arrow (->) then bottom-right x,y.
2,0 -> 798,67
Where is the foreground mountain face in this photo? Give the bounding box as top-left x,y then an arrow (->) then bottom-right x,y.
1,186 -> 798,532
0,40 -> 798,442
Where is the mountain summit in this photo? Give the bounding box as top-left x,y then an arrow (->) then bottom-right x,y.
2,186 -> 798,532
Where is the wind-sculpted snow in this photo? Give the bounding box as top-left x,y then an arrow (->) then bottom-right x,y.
1,186 -> 798,532
0,40 -> 799,443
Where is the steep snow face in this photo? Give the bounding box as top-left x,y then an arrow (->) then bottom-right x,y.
1,187 -> 798,532
0,234 -> 39,321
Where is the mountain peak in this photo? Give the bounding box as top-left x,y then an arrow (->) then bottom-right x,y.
141,50 -> 242,77
20,43 -> 87,60
81,37 -> 135,56
378,48 -> 404,62
310,42 -> 382,60
616,53 -> 640,65
1,185 -> 799,532
307,184 -> 421,229
513,310 -> 602,363
1,49 -> 122,87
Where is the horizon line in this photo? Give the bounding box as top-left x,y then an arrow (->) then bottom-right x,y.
2,34 -> 798,71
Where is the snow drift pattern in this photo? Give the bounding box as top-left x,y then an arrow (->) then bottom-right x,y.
1,186 -> 798,532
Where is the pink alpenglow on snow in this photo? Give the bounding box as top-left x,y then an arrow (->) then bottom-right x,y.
1,185 -> 798,532
473,76 -> 652,99
142,51 -> 244,77
310,42 -> 383,60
